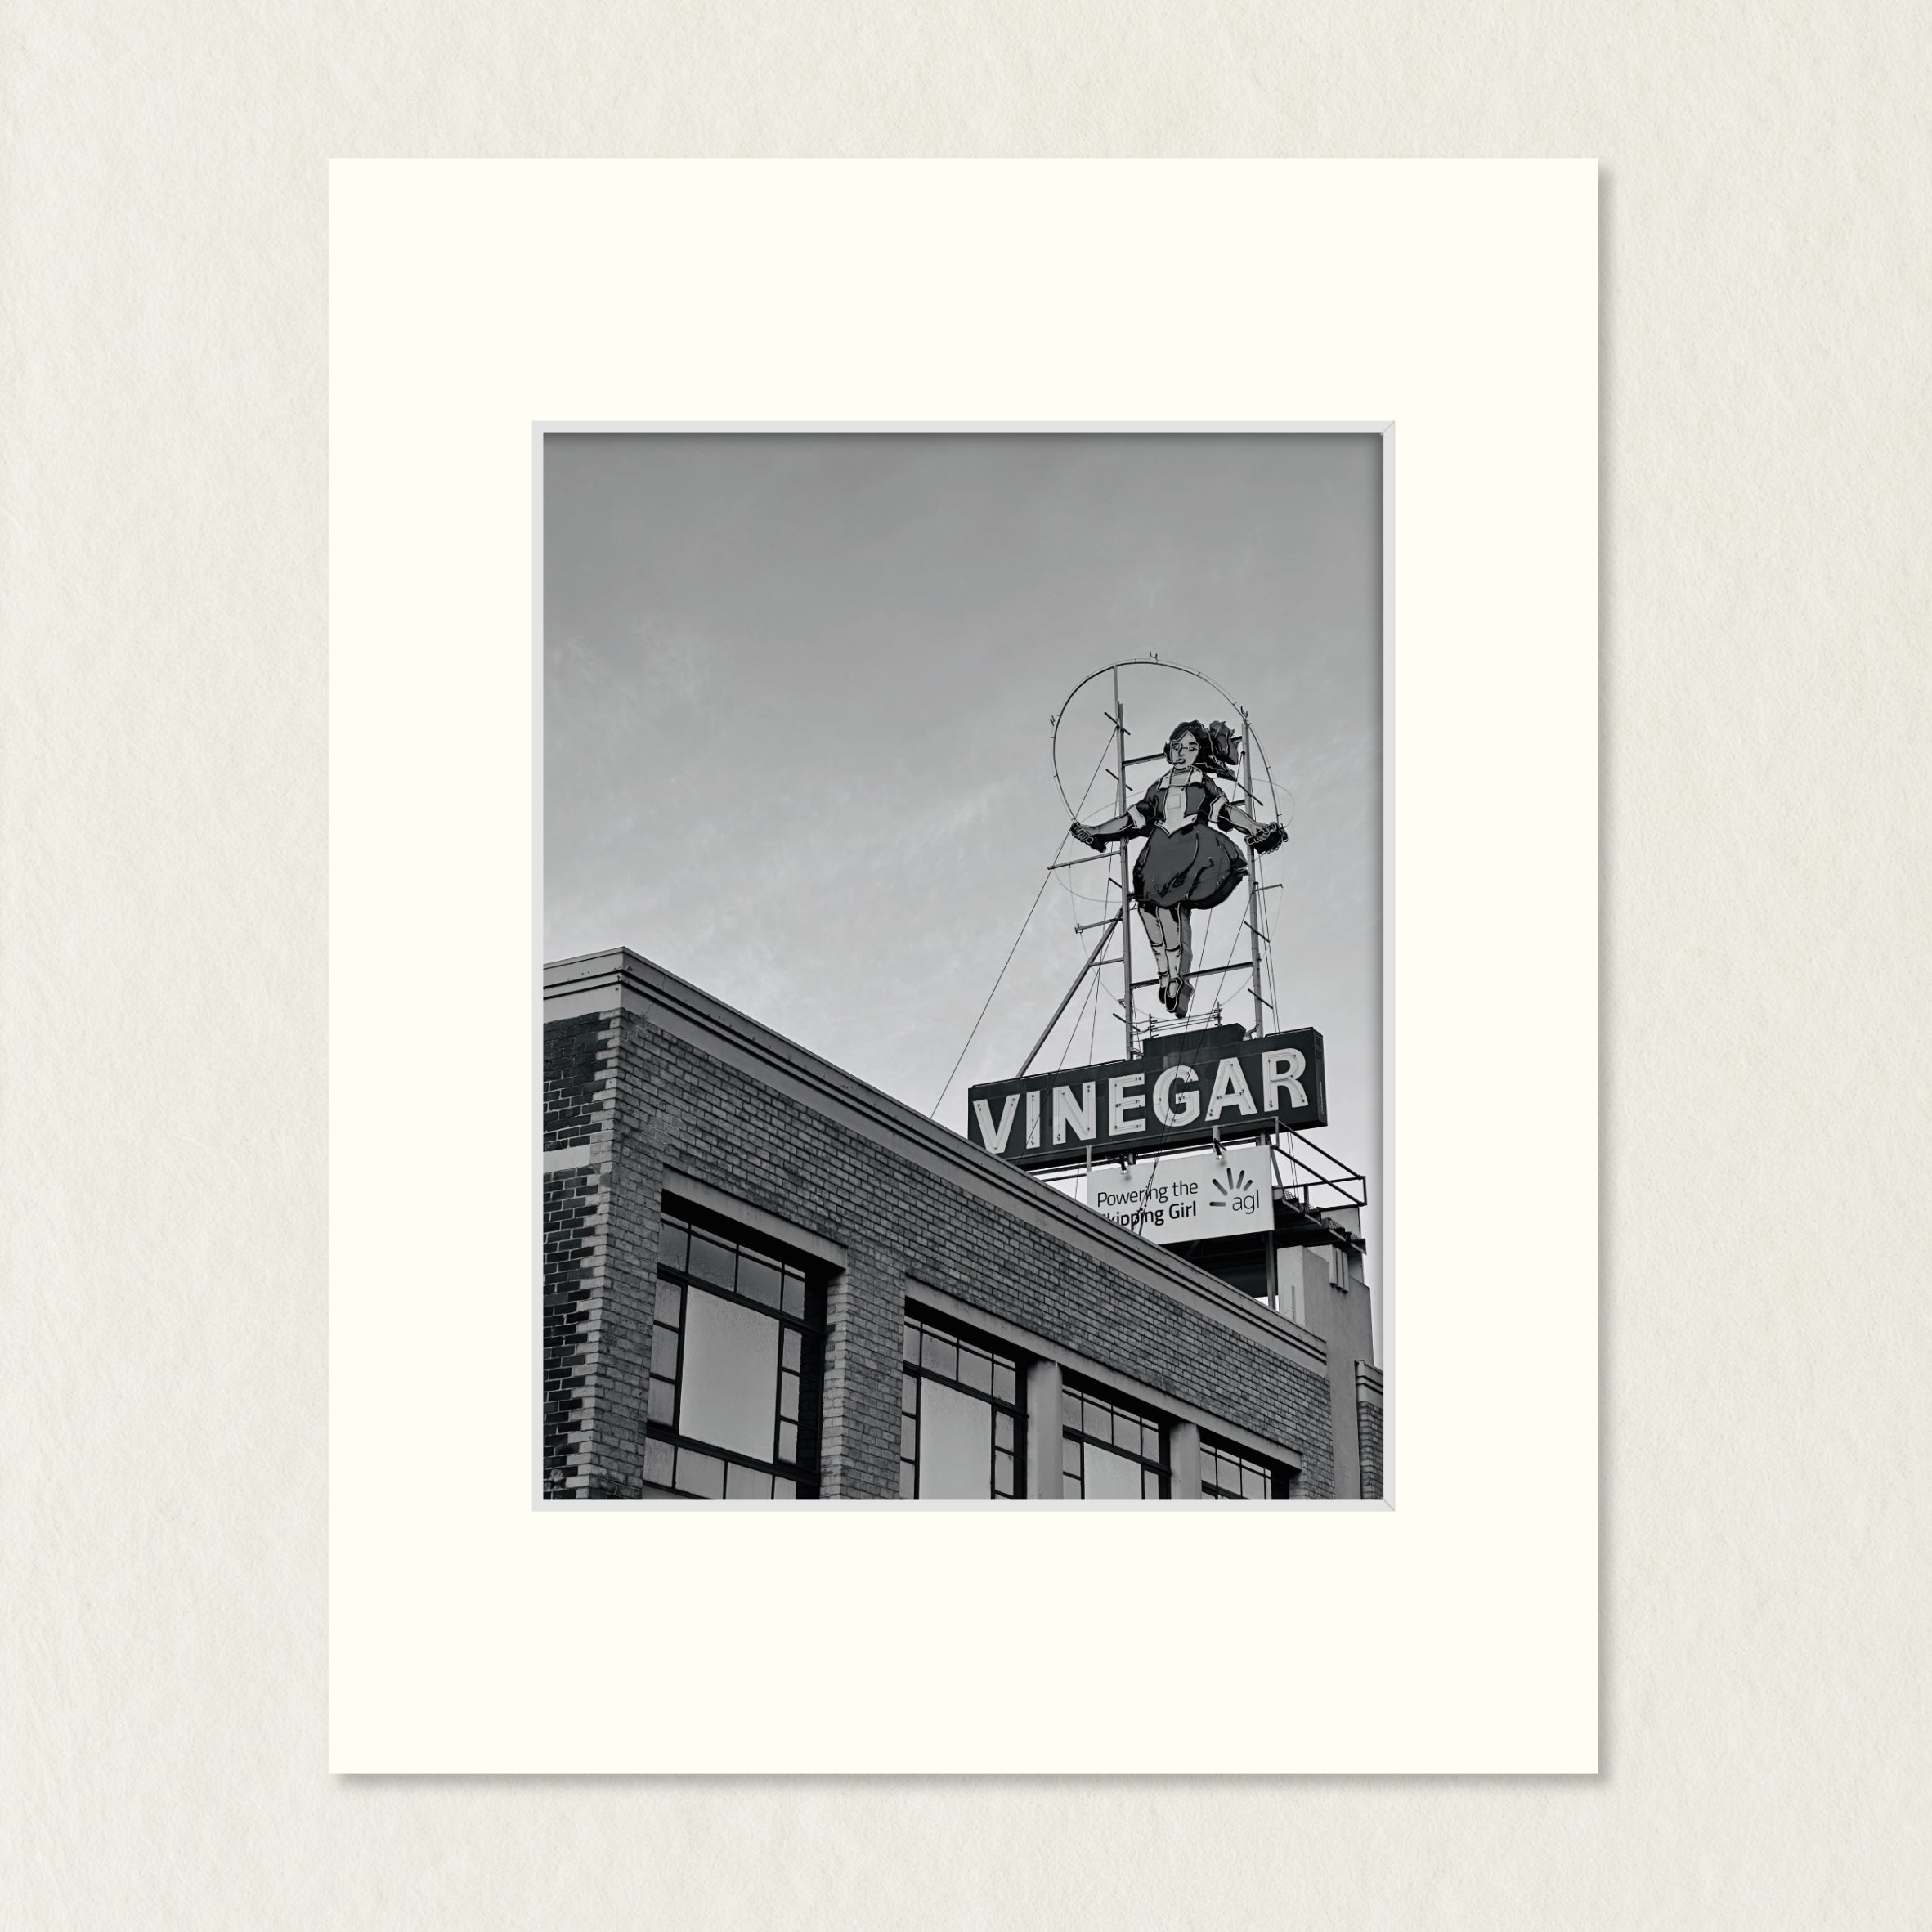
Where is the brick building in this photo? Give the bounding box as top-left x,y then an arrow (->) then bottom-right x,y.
542,948 -> 1383,1503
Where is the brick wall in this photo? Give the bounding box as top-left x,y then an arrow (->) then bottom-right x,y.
540,1167 -> 599,1496
1355,1364 -> 1385,1501
541,1012 -> 616,1498
556,1000 -> 1336,1499
543,1012 -> 610,1150
587,1024 -> 669,1499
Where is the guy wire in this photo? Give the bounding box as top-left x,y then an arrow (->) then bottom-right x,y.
928,724 -> 1116,1119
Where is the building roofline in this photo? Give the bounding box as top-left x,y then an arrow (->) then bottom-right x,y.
545,948 -> 1327,1374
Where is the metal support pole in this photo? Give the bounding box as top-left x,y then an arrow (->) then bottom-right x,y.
1241,707 -> 1263,1038
1015,912 -> 1121,1077
1113,667 -> 1136,1057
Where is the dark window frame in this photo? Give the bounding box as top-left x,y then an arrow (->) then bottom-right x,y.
899,1309 -> 1025,1500
644,1199 -> 827,1499
1060,1378 -> 1170,1499
1199,1434 -> 1278,1501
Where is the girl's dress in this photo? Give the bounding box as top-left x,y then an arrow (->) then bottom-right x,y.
1129,773 -> 1247,912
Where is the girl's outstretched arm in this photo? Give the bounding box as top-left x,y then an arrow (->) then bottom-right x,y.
1070,805 -> 1143,849
1217,793 -> 1287,853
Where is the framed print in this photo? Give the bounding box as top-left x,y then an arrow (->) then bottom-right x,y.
330,159 -> 1596,1772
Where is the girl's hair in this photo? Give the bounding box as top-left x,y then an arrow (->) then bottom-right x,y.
1167,718 -> 1240,778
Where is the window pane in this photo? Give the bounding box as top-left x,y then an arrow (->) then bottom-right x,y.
1243,1465 -> 1265,1499
648,1378 -> 675,1428
782,1271 -> 805,1318
778,1419 -> 798,1464
676,1448 -> 725,1498
1142,1468 -> 1163,1499
773,1476 -> 796,1500
903,1322 -> 920,1364
654,1283 -> 682,1329
779,1372 -> 800,1422
725,1464 -> 773,1499
1061,1388 -> 1080,1430
900,1463 -> 917,1499
1080,1442 -> 1144,1501
1142,1423 -> 1161,1463
1113,1410 -> 1141,1454
902,1416 -> 918,1461
678,1288 -> 779,1462
783,1329 -> 803,1372
994,1450 -> 1015,1496
1062,1440 -> 1082,1480
643,1437 -> 675,1487
994,1363 -> 1016,1406
958,1347 -> 993,1394
921,1331 -> 957,1380
1083,1398 -> 1110,1440
1065,1471 -> 1083,1498
658,1222 -> 688,1275
650,1327 -> 679,1380
993,1411 -> 1014,1452
736,1253 -> 782,1310
916,1378 -> 994,1500
685,1231 -> 736,1289
901,1373 -> 917,1414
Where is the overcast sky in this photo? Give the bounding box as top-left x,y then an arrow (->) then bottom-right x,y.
544,431 -> 1383,1289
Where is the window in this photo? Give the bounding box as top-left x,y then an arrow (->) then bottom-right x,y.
899,1311 -> 1023,1499
1061,1382 -> 1168,1499
643,1206 -> 822,1499
1200,1437 -> 1276,1500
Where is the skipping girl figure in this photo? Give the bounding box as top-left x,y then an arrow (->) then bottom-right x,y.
1071,719 -> 1286,1019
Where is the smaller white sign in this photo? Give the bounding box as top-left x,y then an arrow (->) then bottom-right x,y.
1080,1145 -> 1272,1245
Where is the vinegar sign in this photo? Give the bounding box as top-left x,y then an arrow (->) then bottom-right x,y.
966,1024 -> 1325,1172
1081,1145 -> 1272,1245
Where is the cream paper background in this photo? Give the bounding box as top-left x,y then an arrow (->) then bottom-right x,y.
5,10 -> 1929,1925
331,160 -> 1596,1774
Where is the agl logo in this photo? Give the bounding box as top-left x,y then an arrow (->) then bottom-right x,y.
1211,1166 -> 1262,1216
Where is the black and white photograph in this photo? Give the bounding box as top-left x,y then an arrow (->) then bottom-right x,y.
540,429 -> 1384,1502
